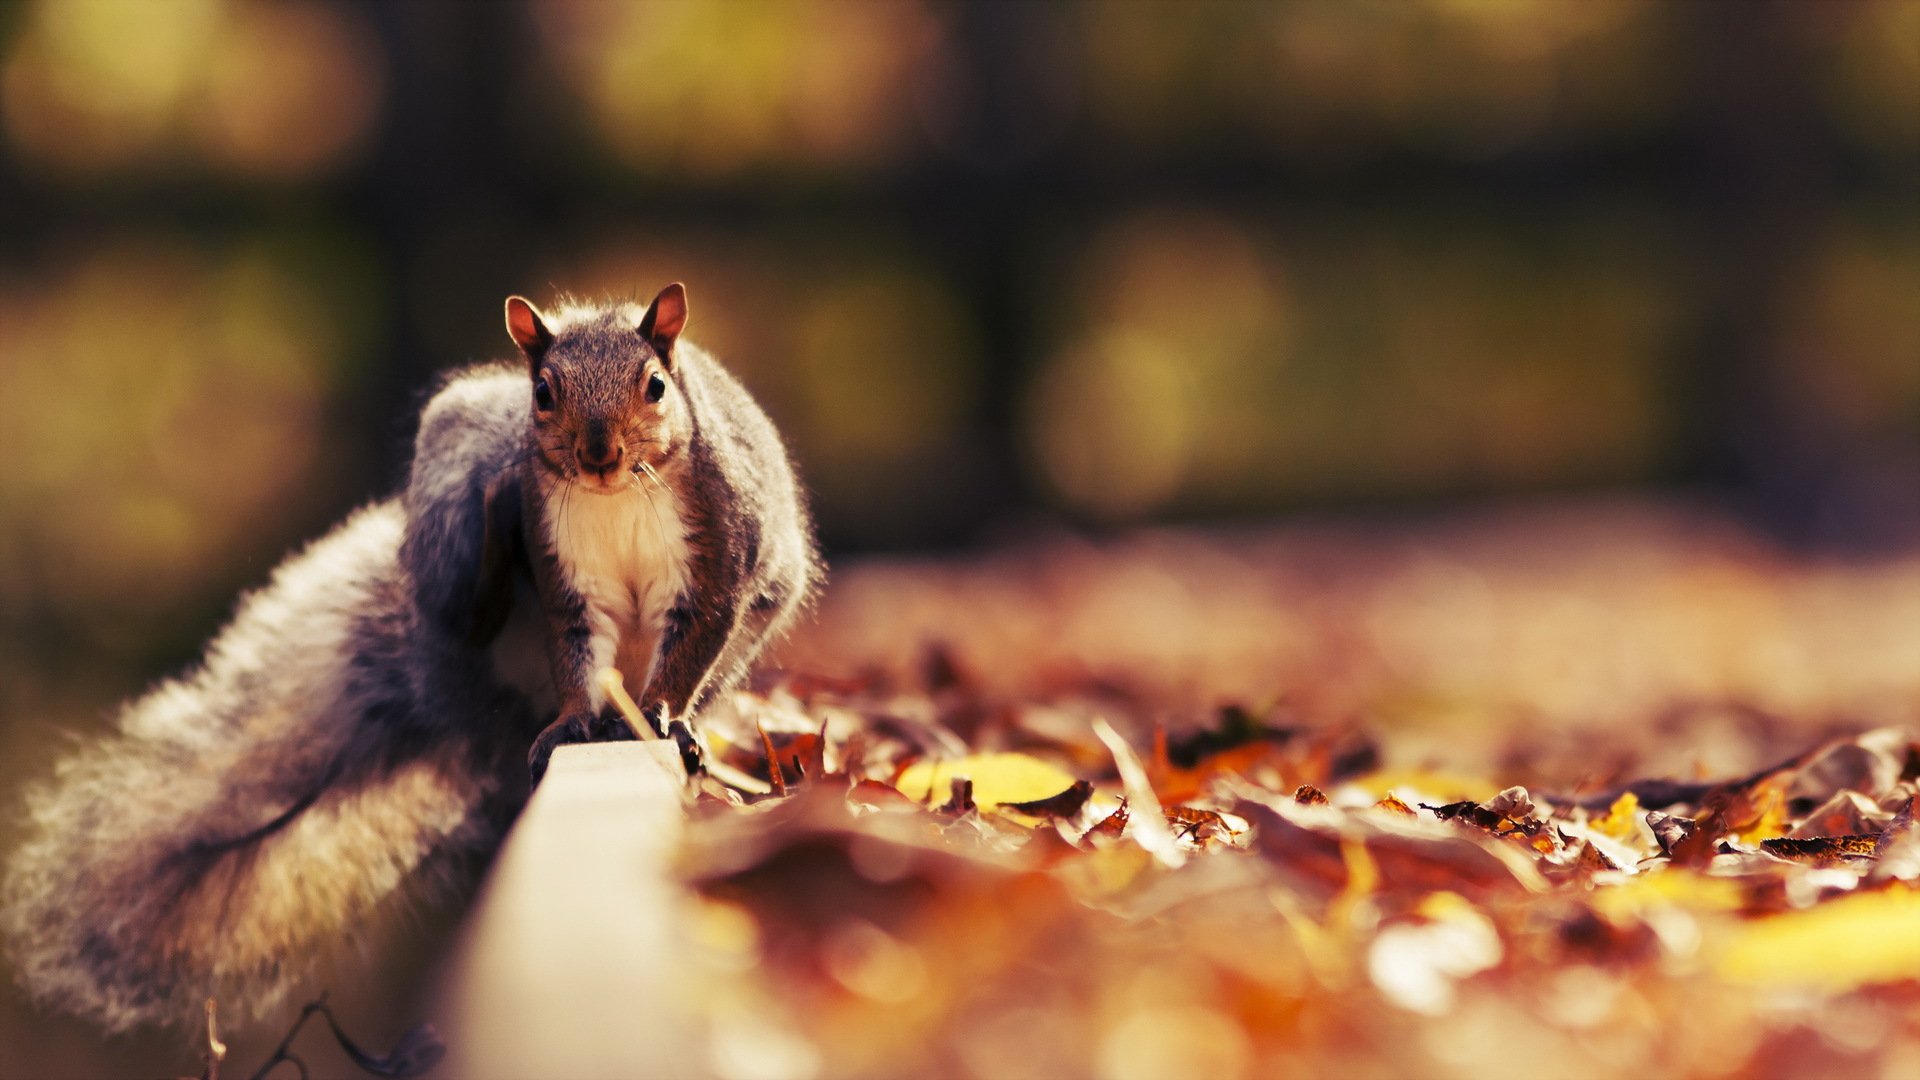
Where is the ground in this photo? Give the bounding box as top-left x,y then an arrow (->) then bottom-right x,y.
672,496 -> 1920,1079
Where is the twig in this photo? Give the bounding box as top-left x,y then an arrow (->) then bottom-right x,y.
241,993 -> 445,1079
246,996 -> 324,1080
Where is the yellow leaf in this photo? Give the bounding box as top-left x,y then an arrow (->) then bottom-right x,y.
1589,791 -> 1643,840
1328,837 -> 1379,929
1591,867 -> 1745,921
1347,768 -> 1501,805
1057,845 -> 1153,902
1731,783 -> 1789,844
1716,886 -> 1920,991
1414,891 -> 1479,923
896,754 -> 1078,813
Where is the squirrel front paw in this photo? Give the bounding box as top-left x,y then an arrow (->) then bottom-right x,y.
667,718 -> 707,778
527,711 -> 594,783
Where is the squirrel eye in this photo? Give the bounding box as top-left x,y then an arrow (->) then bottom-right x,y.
645,372 -> 666,404
533,378 -> 554,412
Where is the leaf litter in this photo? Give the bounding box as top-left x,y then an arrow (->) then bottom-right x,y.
673,676 -> 1920,1079
670,510 -> 1920,1078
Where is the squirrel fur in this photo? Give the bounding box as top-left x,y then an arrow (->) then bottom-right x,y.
486,285 -> 821,774
2,285 -> 819,1032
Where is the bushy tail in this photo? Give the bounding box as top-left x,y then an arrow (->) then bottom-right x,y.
0,503 -> 514,1032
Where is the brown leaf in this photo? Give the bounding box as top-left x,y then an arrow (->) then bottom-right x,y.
938,777 -> 977,817
1647,811 -> 1698,859
1148,707 -> 1366,804
1165,806 -> 1237,843
848,779 -> 920,812
1789,791 -> 1890,840
1083,801 -> 1130,841
1572,838 -> 1621,873
1373,793 -> 1417,817
1878,795 -> 1916,854
1165,704 -> 1296,768
1666,773 -> 1790,864
1425,800 -> 1534,836
1570,739 -> 1834,813
1871,798 -> 1920,882
1787,734 -> 1903,807
746,719 -> 829,795
760,723 -> 787,798
1419,787 -> 1561,860
997,779 -> 1095,819
1237,799 -> 1547,899
1483,786 -> 1537,821
1759,835 -> 1880,866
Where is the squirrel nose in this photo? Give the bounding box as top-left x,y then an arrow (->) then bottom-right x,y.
577,441 -> 622,473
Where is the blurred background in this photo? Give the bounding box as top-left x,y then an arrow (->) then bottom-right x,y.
4,0 -> 1920,1072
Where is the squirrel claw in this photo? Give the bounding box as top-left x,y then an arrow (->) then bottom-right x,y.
528,711 -> 592,783
667,719 -> 706,778
641,701 -> 671,740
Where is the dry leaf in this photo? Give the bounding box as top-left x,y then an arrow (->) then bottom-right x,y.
1373,794 -> 1417,817
997,779 -> 1096,819
896,754 -> 1078,811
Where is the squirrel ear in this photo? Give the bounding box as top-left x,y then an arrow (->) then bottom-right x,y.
504,296 -> 553,363
637,282 -> 688,362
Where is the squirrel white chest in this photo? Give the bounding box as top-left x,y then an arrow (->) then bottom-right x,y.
544,484 -> 693,700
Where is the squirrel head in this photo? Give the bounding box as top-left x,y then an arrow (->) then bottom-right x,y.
503,283 -> 692,495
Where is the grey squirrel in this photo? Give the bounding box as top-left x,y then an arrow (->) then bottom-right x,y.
1,283 -> 820,1031
417,283 -> 819,775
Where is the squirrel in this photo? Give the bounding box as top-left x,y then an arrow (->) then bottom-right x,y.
479,283 -> 820,777
1,283 -> 820,1032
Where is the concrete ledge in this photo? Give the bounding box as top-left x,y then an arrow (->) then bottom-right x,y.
433,740 -> 693,1079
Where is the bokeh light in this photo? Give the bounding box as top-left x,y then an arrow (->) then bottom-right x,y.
2,0 -> 380,180
1028,208 -> 1680,520
532,0 -> 936,176
0,238 -> 363,628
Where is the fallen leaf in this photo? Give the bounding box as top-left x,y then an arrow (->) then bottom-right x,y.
1238,799 -> 1547,900
1093,717 -> 1185,868
896,753 -> 1078,812
1084,801 -> 1130,841
938,777 -> 977,816
997,779 -> 1096,819
1373,794 -> 1417,817
761,724 -> 788,797
1758,835 -> 1879,866
1588,791 -> 1644,840
1717,886 -> 1920,991
847,779 -> 920,812
1791,790 -> 1892,840
1878,795 -> 1916,854
1165,806 -> 1238,844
